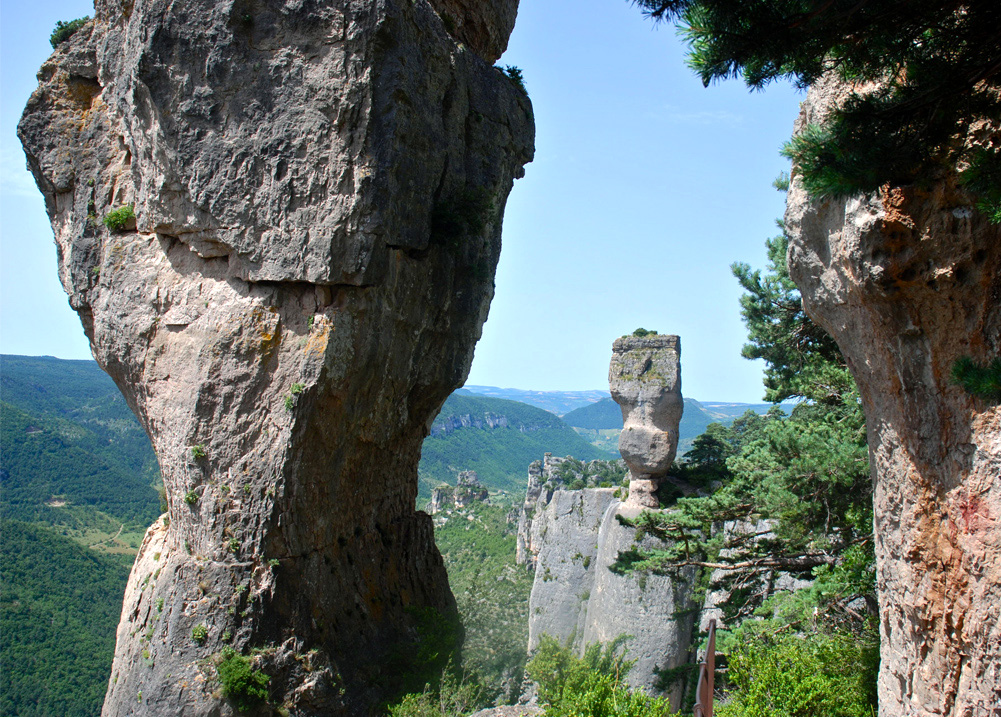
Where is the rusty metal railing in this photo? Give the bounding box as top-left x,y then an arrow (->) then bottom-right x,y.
693,619 -> 716,717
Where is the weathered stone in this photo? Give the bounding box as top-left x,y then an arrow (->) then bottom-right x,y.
524,487 -> 697,709
429,471 -> 489,514
609,335 -> 683,507
786,77 -> 1001,716
19,0 -> 533,713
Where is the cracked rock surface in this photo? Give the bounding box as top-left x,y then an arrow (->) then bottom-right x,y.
786,78 -> 1001,716
608,334 -> 683,507
18,0 -> 533,714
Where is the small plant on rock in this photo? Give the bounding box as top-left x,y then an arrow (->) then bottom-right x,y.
103,204 -> 135,232
50,17 -> 89,48
184,490 -> 199,505
192,624 -> 209,645
217,647 -> 270,712
191,444 -> 207,459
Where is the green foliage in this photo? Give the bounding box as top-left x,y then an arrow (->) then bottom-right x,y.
499,65 -> 526,93
0,520 -> 128,717
191,444 -> 207,459
633,0 -> 1001,220
192,624 -> 208,644
103,205 -> 135,232
0,356 -> 161,542
388,666 -> 485,717
217,647 -> 270,712
184,490 -> 199,504
433,504 -> 534,697
527,636 -> 672,717
631,328 -> 657,337
717,626 -> 878,717
731,232 -> 846,404
50,17 -> 89,48
951,355 -> 1001,403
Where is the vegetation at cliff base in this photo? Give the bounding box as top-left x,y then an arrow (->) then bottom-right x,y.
633,0 -> 1001,220
527,636 -> 671,717
433,503 -> 534,702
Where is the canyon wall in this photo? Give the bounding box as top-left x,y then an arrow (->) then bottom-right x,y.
18,0 -> 533,714
786,80 -> 1001,715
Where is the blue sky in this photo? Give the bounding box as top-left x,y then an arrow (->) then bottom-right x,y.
0,0 -> 803,403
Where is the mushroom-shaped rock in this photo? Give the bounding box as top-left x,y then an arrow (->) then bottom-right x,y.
609,334 -> 683,507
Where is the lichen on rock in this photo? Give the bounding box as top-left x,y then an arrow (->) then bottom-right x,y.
18,0 -> 533,714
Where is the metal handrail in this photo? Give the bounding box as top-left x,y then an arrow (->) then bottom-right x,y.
693,619 -> 716,717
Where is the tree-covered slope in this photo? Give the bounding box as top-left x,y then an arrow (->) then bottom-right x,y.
434,503 -> 534,700
0,355 -> 161,531
0,519 -> 129,717
419,393 -> 616,494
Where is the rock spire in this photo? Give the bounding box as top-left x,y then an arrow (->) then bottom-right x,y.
18,0 -> 533,713
608,334 -> 683,507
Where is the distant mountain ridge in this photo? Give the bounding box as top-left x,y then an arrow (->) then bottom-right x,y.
419,392 -> 615,495
460,385 -> 609,415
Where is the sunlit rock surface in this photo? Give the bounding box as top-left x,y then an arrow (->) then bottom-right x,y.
18,0 -> 533,713
786,77 -> 1001,717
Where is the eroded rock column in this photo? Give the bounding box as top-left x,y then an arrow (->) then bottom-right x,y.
786,80 -> 1001,716
609,334 -> 683,507
19,0 -> 533,714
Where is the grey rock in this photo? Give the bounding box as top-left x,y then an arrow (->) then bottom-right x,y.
609,335 -> 683,507
525,489 -> 697,710
527,488 -> 619,649
786,76 -> 1001,715
18,0 -> 533,714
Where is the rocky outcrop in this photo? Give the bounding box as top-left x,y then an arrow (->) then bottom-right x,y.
19,1 -> 533,714
786,79 -> 1001,716
521,340 -> 695,708
515,454 -> 626,568
609,335 -> 683,507
428,470 -> 489,514
524,489 -> 697,708
430,412 -> 510,437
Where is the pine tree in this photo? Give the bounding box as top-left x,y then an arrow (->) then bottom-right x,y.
632,0 -> 1001,218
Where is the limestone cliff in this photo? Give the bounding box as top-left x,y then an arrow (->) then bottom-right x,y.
786,79 -> 1001,715
18,1 -> 533,714
520,337 -> 695,708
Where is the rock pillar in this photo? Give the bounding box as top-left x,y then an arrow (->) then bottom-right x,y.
786,79 -> 1001,716
18,0 -> 533,714
608,335 -> 683,507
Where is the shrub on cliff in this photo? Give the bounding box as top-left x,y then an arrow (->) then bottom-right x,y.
717,626 -> 878,717
216,648 -> 269,712
50,17 -> 89,48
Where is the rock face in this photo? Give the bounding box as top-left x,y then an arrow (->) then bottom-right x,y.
522,342 -> 695,708
786,79 -> 1001,716
609,335 -> 683,507
524,487 -> 697,708
18,1 -> 533,714
428,470 -> 489,514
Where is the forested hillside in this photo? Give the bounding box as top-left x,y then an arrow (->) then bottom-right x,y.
419,393 -> 615,495
0,520 -> 129,717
